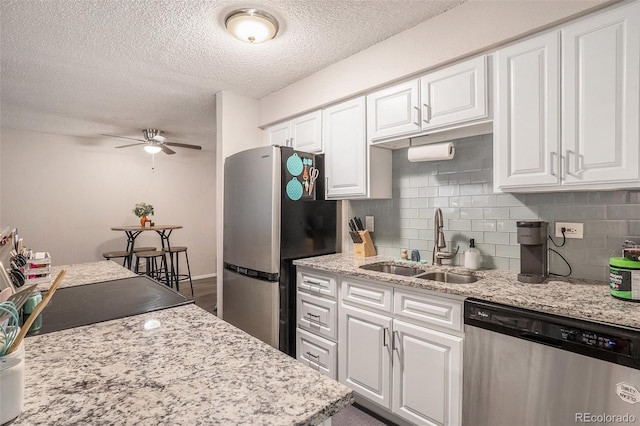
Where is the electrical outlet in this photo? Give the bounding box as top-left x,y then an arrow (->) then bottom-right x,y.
365,216 -> 374,232
555,222 -> 583,239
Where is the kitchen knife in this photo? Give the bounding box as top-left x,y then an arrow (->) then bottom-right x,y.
355,217 -> 364,231
348,219 -> 357,232
350,231 -> 363,243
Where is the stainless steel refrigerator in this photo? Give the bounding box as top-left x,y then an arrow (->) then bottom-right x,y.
223,145 -> 336,356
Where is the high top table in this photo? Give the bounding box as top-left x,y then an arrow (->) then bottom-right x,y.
111,225 -> 182,286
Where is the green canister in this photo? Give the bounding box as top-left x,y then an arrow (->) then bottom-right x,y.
22,292 -> 43,331
610,257 -> 640,301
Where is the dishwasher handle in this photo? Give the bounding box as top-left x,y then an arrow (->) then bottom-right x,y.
519,332 -> 562,348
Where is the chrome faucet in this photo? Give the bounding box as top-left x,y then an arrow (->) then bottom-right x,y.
433,208 -> 459,265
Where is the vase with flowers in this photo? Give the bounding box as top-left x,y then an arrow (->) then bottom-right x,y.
133,202 -> 154,227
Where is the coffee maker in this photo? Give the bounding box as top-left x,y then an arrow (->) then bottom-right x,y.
517,221 -> 548,283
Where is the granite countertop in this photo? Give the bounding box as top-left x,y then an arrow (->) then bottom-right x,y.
40,260 -> 137,291
294,253 -> 640,330
16,304 -> 353,425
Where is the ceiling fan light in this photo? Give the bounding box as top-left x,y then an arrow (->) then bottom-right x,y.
144,145 -> 162,154
225,9 -> 278,44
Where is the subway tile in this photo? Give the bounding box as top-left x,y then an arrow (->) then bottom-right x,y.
469,170 -> 493,184
607,204 -> 640,220
538,205 -> 572,220
450,196 -> 473,207
509,206 -> 538,219
460,208 -> 484,220
496,194 -> 524,207
459,183 -> 485,196
400,228 -> 419,239
396,198 -> 412,208
409,175 -> 430,188
572,192 -> 590,204
589,191 -> 629,204
399,187 -> 419,198
448,219 -> 472,231
438,185 -> 459,197
629,221 -> 640,236
629,191 -> 640,204
472,220 -> 497,232
584,220 -> 627,236
509,258 -> 520,272
483,207 -> 510,219
569,205 -> 606,220
495,244 -> 519,258
471,195 -> 497,208
497,219 -> 518,232
484,232 -> 510,245
524,193 -> 556,205
409,218 -> 429,229
408,240 -> 430,251
437,161 -> 460,174
418,186 -> 438,197
429,197 -> 450,208
476,243 -> 496,256
410,198 -> 430,208
510,232 -> 519,245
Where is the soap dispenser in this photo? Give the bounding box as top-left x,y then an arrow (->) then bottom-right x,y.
464,239 -> 481,270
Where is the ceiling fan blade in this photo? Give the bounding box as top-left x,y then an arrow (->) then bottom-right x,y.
161,145 -> 176,155
101,134 -> 146,143
115,143 -> 145,148
164,142 -> 202,150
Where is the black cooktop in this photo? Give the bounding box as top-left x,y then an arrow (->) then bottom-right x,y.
28,275 -> 193,335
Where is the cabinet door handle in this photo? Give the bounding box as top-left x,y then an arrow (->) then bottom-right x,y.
325,177 -> 329,197
422,103 -> 430,124
565,150 -> 584,176
383,327 -> 389,347
550,151 -> 557,176
413,106 -> 420,126
290,137 -> 294,147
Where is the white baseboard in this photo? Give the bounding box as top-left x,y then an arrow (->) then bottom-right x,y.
192,272 -> 217,280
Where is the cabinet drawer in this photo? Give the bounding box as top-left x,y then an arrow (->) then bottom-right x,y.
297,268 -> 337,299
393,287 -> 463,333
340,277 -> 392,313
297,291 -> 337,340
296,327 -> 337,380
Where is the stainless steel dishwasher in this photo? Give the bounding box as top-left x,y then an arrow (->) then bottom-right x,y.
463,299 -> 640,426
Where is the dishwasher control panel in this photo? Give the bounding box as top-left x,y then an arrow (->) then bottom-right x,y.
465,299 -> 640,370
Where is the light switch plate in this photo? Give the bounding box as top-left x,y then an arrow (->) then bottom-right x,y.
555,222 -> 583,239
365,216 -> 374,232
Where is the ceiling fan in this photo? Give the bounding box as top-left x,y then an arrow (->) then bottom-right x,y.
102,129 -> 202,155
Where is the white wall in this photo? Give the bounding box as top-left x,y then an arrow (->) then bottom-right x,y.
215,91 -> 262,316
258,0 -> 611,126
0,127 -> 216,277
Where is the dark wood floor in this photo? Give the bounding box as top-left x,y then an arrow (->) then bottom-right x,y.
177,276 -> 217,315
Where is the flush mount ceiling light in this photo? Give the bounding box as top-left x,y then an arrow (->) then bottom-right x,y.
225,9 -> 279,44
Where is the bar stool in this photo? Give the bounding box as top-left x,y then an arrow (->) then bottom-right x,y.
102,250 -> 130,267
134,250 -> 167,283
131,247 -> 157,272
164,246 -> 193,296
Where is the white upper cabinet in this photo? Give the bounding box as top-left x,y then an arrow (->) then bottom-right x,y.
264,110 -> 323,152
367,79 -> 421,141
561,2 -> 640,186
495,1 -> 640,192
324,97 -> 392,199
367,56 -> 490,146
420,55 -> 489,131
495,31 -> 561,189
265,121 -> 291,147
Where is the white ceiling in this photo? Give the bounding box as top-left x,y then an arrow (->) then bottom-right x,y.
0,0 -> 466,148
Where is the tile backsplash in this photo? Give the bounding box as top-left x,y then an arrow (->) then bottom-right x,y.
350,134 -> 640,282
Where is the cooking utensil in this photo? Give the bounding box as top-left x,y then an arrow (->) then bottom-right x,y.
349,231 -> 363,243
6,284 -> 37,312
308,167 -> 319,195
354,217 -> 364,230
348,219 -> 357,232
286,178 -> 303,201
286,153 -> 303,176
6,269 -> 66,355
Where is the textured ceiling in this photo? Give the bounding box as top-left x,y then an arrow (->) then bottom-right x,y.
0,0 -> 466,148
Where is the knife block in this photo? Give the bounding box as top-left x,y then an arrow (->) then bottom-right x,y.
354,230 -> 376,258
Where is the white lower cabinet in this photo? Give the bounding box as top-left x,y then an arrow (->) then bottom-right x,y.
392,319 -> 463,426
339,279 -> 464,426
296,327 -> 337,379
338,302 -> 393,408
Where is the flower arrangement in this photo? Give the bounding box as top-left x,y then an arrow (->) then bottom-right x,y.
133,202 -> 154,218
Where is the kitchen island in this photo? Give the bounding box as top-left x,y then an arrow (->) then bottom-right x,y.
295,253 -> 640,329
14,262 -> 353,425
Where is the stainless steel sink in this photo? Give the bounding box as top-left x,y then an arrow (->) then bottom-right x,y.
360,263 -> 424,276
417,271 -> 478,284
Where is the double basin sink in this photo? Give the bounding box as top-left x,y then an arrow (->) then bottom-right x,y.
360,262 -> 478,284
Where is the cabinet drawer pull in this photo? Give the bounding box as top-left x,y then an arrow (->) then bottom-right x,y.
383,327 -> 389,347
304,313 -> 322,324
306,351 -> 320,359
303,279 -> 324,287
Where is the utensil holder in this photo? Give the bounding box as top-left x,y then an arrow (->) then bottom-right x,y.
0,340 -> 25,424
354,230 -> 376,258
